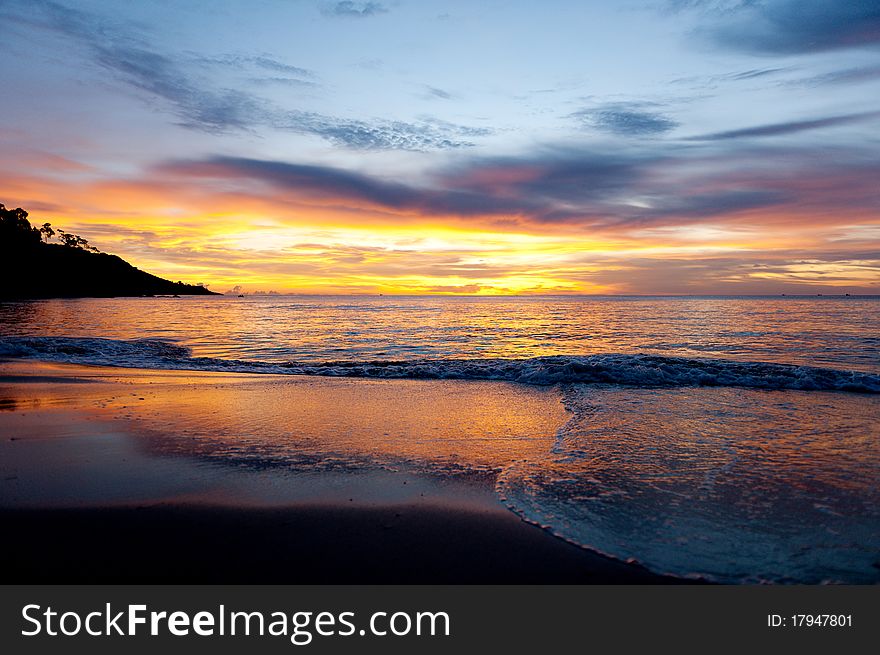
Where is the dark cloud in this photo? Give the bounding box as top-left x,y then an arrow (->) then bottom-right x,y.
626,190 -> 790,221
153,139 -> 880,233
427,150 -> 665,223
572,103 -> 679,136
3,0 -> 485,150
158,156 -> 537,216
700,0 -> 880,55
171,157 -> 426,208
322,2 -> 388,18
686,110 -> 880,140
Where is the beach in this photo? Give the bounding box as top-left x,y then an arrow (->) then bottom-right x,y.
0,360 -> 669,583
1,295 -> 878,583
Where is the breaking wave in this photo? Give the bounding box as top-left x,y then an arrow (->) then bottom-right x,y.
498,384 -> 880,583
1,336 -> 878,393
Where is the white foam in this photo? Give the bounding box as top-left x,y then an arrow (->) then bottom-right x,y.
498,385 -> 880,583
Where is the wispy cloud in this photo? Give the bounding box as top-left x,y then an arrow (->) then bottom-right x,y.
424,86 -> 453,100
791,65 -> 880,87
2,0 -> 484,150
3,0 -> 270,132
725,67 -> 788,81
193,54 -> 316,80
685,110 -> 880,140
671,67 -> 791,87
583,250 -> 880,294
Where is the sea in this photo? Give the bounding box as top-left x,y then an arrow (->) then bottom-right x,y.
1,294 -> 878,583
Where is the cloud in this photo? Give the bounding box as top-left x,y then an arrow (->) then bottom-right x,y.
322,2 -> 388,18
3,0 -> 484,149
193,54 -> 315,80
249,56 -> 314,77
3,0 -> 266,131
629,189 -> 789,220
272,112 -> 489,150
249,77 -> 320,88
724,67 -> 789,81
669,67 -> 792,91
157,156 -> 535,216
145,131 -> 880,235
792,65 -> 880,87
13,131 -> 880,236
685,110 -> 880,140
8,144 -> 879,293
583,251 -> 880,294
155,140 -> 880,232
424,86 -> 453,100
572,103 -> 679,137
698,0 -> 880,55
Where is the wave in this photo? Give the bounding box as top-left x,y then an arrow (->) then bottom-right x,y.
1,336 -> 877,393
498,384 -> 880,583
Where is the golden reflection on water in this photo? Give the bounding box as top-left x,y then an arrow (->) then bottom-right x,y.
0,364 -> 567,475
553,387 -> 880,495
1,296 -> 878,371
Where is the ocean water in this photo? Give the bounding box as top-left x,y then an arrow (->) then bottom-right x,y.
1,295 -> 878,371
1,295 -> 878,582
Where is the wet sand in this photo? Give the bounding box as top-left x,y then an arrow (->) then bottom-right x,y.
0,361 -> 677,583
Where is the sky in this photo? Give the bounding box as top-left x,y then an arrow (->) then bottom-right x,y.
1,0 -> 879,295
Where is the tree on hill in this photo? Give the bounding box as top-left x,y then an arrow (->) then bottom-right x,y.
0,203 -> 98,252
0,203 -> 42,247
0,202 -> 218,298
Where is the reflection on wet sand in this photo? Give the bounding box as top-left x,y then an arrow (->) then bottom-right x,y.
1,360 -> 667,583
2,360 -> 877,583
0,361 -> 567,508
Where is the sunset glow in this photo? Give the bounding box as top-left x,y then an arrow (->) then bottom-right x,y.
2,0 -> 879,294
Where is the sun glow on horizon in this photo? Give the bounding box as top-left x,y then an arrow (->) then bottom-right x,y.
2,0 -> 879,295
6,188 -> 877,295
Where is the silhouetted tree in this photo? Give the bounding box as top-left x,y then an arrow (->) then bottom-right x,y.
0,205 -> 99,252
50,226 -> 100,252
39,223 -> 55,242
0,203 -> 42,247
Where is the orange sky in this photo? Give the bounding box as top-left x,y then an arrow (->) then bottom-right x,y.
4,160 -> 877,295
2,0 -> 879,295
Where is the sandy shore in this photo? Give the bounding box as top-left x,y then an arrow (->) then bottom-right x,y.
0,360 -> 677,583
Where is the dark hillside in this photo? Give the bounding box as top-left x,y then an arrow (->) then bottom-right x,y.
0,203 -> 218,299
